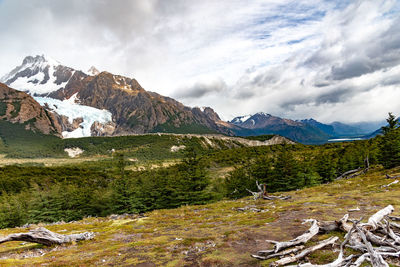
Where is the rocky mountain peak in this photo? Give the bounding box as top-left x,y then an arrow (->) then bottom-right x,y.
1,54 -> 75,96
87,66 -> 100,76
21,54 -> 60,66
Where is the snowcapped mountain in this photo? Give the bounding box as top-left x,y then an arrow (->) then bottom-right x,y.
231,115 -> 252,124
229,112 -> 330,144
1,55 -> 232,138
231,112 -> 302,129
1,55 -> 75,96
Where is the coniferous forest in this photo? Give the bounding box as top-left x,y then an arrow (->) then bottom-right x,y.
0,114 -> 398,229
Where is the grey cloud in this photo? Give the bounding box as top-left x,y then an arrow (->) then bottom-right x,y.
315,88 -> 353,104
173,80 -> 227,99
330,58 -> 375,80
234,90 -> 256,99
381,76 -> 400,86
280,97 -> 310,110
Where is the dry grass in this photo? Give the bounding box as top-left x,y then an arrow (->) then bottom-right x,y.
0,166 -> 399,266
0,154 -> 109,167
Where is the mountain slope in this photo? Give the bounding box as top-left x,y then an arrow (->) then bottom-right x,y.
230,113 -> 330,144
299,119 -> 336,136
2,56 -> 233,137
0,83 -> 62,136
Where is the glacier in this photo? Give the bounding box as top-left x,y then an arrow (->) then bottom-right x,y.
34,94 -> 112,138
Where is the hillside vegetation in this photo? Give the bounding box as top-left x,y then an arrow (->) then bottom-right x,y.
0,113 -> 398,266
0,166 -> 399,266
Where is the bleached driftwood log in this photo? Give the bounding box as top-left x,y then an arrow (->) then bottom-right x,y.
0,227 -> 94,246
382,180 -> 399,188
365,205 -> 394,231
270,236 -> 338,266
266,219 -> 319,253
251,245 -> 305,260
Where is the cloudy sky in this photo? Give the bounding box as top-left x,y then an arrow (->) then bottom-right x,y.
0,0 -> 399,123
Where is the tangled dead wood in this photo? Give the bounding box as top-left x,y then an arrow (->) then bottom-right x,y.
0,227 -> 94,246
246,181 -> 291,201
252,205 -> 400,266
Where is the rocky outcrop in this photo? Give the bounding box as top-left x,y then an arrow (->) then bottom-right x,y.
56,115 -> 84,133
0,83 -> 62,136
91,121 -> 116,136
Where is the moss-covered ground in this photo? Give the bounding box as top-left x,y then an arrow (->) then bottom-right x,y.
0,166 -> 399,266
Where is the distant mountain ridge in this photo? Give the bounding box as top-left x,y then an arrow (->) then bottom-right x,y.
229,113 -> 386,144
229,113 -> 330,144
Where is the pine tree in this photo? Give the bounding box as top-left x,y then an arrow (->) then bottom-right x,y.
316,152 -> 337,183
270,147 -> 300,192
379,113 -> 400,169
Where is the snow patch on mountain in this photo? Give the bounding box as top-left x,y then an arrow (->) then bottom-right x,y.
2,55 -> 74,95
231,115 -> 251,124
34,95 -> 112,138
9,70 -> 72,95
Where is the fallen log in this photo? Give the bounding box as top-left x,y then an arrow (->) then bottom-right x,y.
263,195 -> 291,200
336,157 -> 370,180
336,168 -> 362,180
287,254 -> 356,267
386,174 -> 400,179
388,215 -> 400,221
382,180 -> 399,188
251,245 -> 305,260
0,227 -> 94,246
270,236 -> 338,266
265,219 -> 319,253
366,205 -> 394,231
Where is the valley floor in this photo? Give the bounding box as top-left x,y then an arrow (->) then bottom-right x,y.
0,166 -> 399,266
0,154 -> 109,167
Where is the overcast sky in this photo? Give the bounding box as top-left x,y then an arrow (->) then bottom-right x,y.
0,0 -> 399,123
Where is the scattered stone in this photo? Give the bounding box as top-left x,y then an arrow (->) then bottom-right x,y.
64,147 -> 84,158
170,145 -> 186,152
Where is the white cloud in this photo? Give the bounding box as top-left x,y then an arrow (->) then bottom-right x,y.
0,0 -> 399,123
